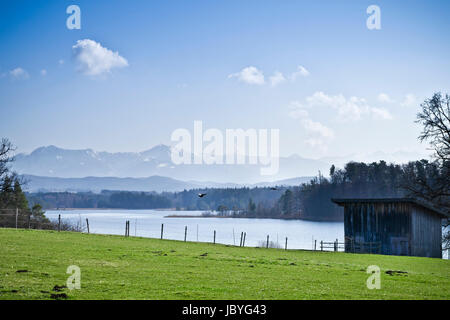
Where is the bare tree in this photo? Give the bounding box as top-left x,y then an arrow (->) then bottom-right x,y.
408,93 -> 450,250
0,138 -> 15,179
416,93 -> 450,163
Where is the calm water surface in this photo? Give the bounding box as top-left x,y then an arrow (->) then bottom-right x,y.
47,209 -> 345,250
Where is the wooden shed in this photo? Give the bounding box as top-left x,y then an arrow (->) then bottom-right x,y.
332,198 -> 448,258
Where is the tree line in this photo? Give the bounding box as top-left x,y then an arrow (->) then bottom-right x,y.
274,93 -> 449,246
25,187 -> 286,211
0,139 -> 54,229
1,92 -> 448,247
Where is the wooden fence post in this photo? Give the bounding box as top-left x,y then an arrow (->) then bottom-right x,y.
184,226 -> 187,242
314,240 -> 317,251
242,232 -> 246,247
285,237 -> 288,250
58,214 -> 61,232
125,221 -> 128,237
213,230 -> 216,244
160,223 -> 164,240
28,213 -> 31,229
266,235 -> 269,248
86,218 -> 90,234
320,240 -> 323,251
239,232 -> 243,247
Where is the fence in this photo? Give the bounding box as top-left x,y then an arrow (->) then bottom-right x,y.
319,240 -> 345,252
2,210 -> 449,258
1,210 -> 347,251
312,239 -> 379,254
344,237 -> 382,254
4,211 -> 450,257
0,209 -> 83,231
58,216 -> 348,252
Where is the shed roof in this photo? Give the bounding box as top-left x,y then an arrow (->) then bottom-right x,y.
331,198 -> 449,218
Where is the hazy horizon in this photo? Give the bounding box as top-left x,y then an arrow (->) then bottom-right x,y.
14,142 -> 433,163
1,0 -> 449,165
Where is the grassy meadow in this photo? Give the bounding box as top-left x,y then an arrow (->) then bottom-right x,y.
0,228 -> 448,300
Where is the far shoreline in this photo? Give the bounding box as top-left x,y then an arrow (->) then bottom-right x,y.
164,214 -> 343,223
45,208 -> 343,222
46,207 -> 180,211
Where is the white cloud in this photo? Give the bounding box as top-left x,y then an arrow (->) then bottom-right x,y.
304,138 -> 329,149
9,67 -> 29,79
269,71 -> 286,87
377,93 -> 394,103
228,66 -> 265,85
305,91 -> 392,121
58,59 -> 64,65
301,118 -> 335,138
289,101 -> 335,150
288,101 -> 309,119
41,69 -> 47,76
287,91 -> 393,149
290,65 -> 310,80
401,94 -> 417,107
230,65 -> 309,86
371,107 -> 393,120
72,39 -> 129,76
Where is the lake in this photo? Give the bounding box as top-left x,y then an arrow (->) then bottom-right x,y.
46,209 -> 344,250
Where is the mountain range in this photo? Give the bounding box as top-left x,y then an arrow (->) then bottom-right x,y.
12,145 -> 429,192
12,145 -> 329,183
20,174 -> 314,193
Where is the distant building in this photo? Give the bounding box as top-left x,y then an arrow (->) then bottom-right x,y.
332,198 -> 448,258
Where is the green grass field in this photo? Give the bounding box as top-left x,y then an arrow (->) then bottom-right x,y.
0,228 -> 449,300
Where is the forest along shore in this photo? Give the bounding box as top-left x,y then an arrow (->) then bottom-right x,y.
164,214 -> 343,222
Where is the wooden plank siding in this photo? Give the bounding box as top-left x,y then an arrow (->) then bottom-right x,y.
411,206 -> 442,258
335,199 -> 445,258
344,202 -> 412,256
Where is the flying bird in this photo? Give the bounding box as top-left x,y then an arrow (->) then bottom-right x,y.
198,193 -> 207,198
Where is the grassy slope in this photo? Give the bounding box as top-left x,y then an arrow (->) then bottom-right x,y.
0,228 -> 448,300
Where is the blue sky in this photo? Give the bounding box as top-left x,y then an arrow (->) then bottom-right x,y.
1,0 -> 449,160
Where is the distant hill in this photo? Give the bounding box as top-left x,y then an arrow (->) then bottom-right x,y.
20,174 -> 206,193
13,145 -> 426,185
252,177 -> 313,187
13,145 -> 329,183
20,174 -> 314,193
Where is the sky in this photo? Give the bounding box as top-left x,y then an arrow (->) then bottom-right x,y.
1,0 -> 449,160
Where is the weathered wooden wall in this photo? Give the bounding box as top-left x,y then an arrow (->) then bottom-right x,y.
344,201 -> 443,257
411,207 -> 442,258
344,202 -> 412,255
